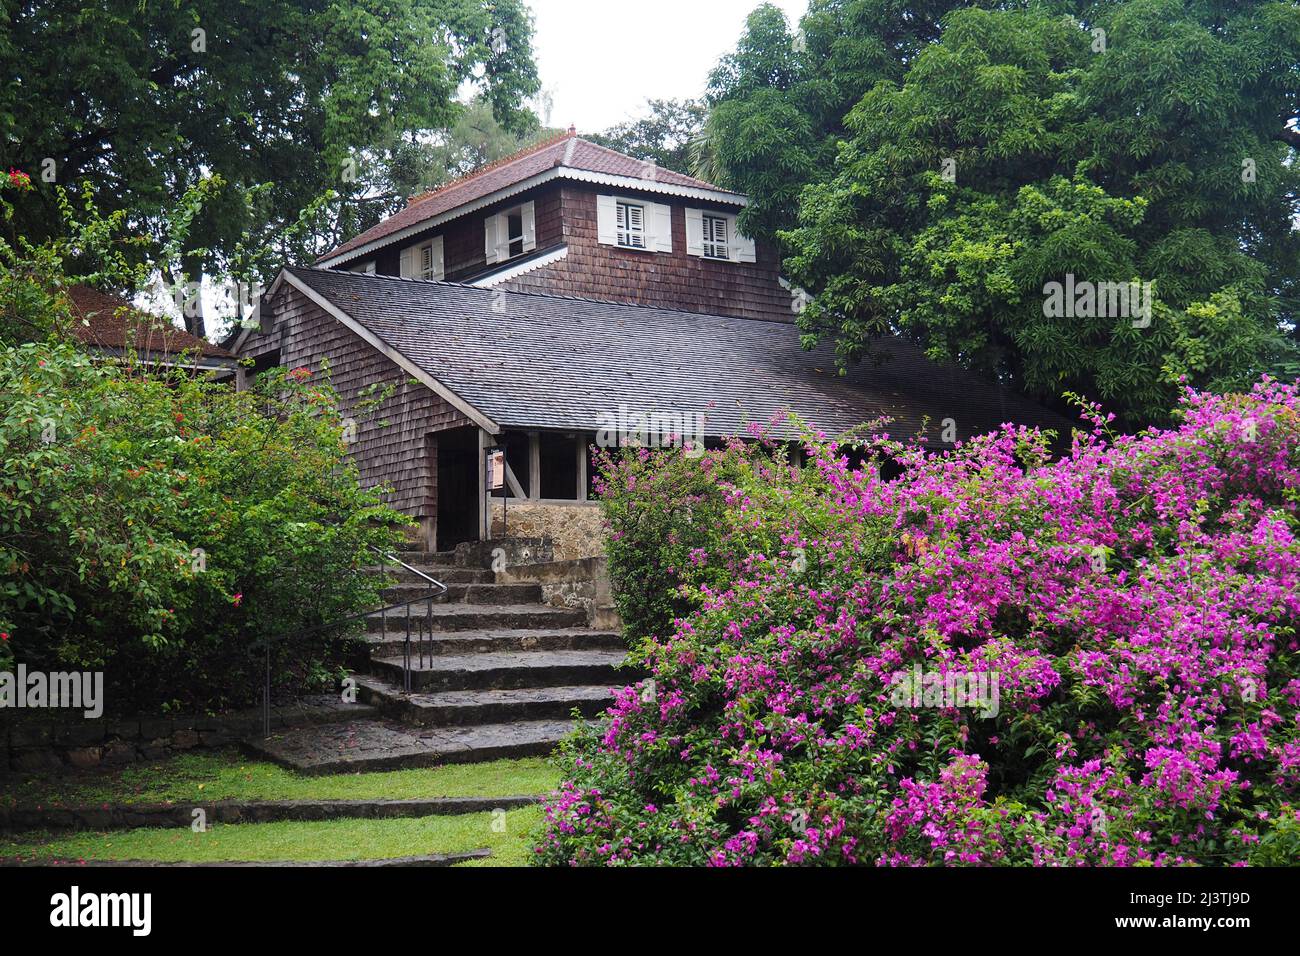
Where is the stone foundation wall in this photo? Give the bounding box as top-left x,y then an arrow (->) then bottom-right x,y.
488,500 -> 605,562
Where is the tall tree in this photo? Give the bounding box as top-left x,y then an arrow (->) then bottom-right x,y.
707,1 -> 1300,424
0,0 -> 540,336
703,1 -> 965,241
388,95 -> 561,199
588,99 -> 706,176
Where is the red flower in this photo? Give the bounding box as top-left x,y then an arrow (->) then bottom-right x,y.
7,168 -> 31,189
0,632 -> 8,642
288,367 -> 311,382
231,593 -> 243,607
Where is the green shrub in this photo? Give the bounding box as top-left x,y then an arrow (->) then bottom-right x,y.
541,385 -> 1300,866
0,341 -> 408,713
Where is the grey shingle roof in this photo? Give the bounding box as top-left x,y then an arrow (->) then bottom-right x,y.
285,266 -> 1074,447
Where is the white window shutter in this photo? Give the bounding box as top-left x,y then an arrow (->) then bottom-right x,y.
399,245 -> 417,278
484,213 -> 501,264
522,201 -> 536,252
430,235 -> 445,279
685,208 -> 704,256
596,195 -> 617,245
651,203 -> 672,253
735,220 -> 756,263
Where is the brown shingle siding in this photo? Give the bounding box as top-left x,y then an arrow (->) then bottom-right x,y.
495,184 -> 795,323
237,286 -> 470,519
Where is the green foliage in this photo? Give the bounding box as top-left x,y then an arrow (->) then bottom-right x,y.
0,340 -> 409,712
706,1 -> 1300,425
705,0 -> 963,240
593,442 -> 748,645
0,0 -> 541,288
588,99 -> 707,176
593,434 -> 878,649
3,751 -> 560,806
387,94 -> 559,198
0,808 -> 544,865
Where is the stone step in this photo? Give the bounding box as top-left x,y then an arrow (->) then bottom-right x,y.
356,675 -> 618,726
380,582 -> 542,605
391,549 -> 458,564
363,627 -> 623,656
243,717 -> 578,773
368,648 -> 627,693
366,604 -> 588,633
378,567 -> 495,585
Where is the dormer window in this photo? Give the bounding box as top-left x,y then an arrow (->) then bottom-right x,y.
399,236 -> 444,280
484,201 -> 536,264
616,201 -> 646,249
686,208 -> 755,263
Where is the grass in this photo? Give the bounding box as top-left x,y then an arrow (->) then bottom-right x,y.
0,807 -> 544,866
2,748 -> 561,807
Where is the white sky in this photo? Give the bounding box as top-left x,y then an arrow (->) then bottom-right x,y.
525,0 -> 809,133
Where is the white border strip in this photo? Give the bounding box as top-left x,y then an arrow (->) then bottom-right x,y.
470,245 -> 569,288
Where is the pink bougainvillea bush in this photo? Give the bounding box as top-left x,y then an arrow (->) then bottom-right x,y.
535,380 -> 1300,866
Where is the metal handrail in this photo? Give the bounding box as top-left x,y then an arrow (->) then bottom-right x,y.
260,544 -> 448,736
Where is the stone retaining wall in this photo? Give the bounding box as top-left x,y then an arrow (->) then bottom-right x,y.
497,555 -> 621,630
0,696 -> 373,774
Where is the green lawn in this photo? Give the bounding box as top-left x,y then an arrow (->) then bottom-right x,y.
0,807 -> 543,866
2,749 -> 561,807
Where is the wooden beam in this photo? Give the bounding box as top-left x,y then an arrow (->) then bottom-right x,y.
528,431 -> 541,500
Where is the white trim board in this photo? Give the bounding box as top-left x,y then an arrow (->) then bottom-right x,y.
470,245 -> 569,287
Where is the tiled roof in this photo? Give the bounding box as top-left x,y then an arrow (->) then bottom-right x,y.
319,131 -> 742,264
66,285 -> 234,359
283,267 -> 1075,446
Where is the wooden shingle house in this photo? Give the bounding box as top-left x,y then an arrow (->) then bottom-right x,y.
231,130 -> 1068,557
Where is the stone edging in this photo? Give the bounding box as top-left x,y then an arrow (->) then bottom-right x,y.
0,794 -> 542,832
3,849 -> 493,867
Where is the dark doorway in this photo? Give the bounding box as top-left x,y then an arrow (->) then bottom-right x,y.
436,426 -> 479,551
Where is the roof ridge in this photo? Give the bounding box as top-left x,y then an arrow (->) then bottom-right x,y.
288,265 -> 798,326
406,128 -> 576,208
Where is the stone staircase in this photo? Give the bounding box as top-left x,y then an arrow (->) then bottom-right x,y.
244,541 -> 628,774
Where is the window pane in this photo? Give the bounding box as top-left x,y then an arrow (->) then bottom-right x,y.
507,212 -> 524,257
499,430 -> 530,498
539,432 -> 579,499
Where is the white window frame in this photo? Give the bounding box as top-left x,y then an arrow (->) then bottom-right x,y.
685,208 -> 755,263
484,200 -> 536,264
348,260 -> 377,274
701,213 -> 730,260
616,201 -> 647,249
596,194 -> 672,253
